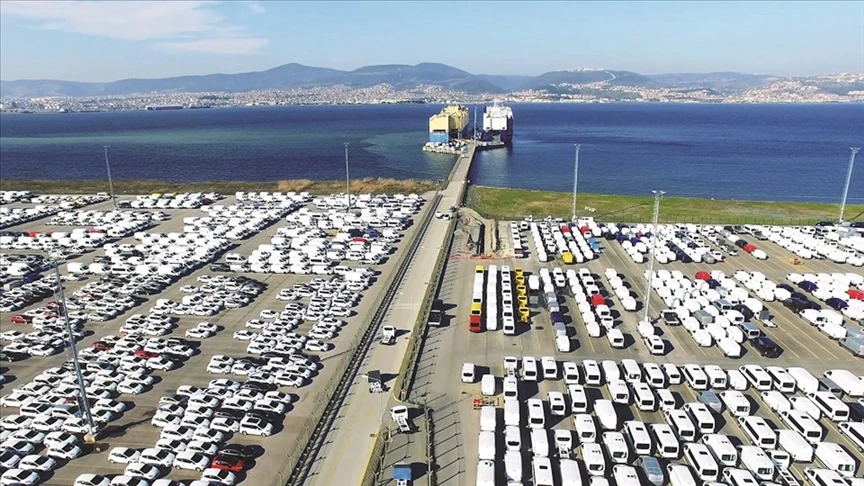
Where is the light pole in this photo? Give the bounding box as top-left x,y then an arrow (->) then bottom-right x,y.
103,146 -> 117,210
839,147 -> 860,223
53,263 -> 98,442
344,142 -> 351,212
641,190 -> 665,325
571,144 -> 581,222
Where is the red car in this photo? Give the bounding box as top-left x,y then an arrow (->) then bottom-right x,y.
10,315 -> 32,324
91,341 -> 113,351
211,453 -> 245,472
134,350 -> 158,359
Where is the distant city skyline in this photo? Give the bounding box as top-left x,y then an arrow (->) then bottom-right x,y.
0,0 -> 862,82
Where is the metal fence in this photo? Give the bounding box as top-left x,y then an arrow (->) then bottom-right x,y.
280,195 -> 442,486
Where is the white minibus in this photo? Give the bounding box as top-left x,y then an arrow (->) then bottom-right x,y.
632,382 -> 656,411
541,356 -> 558,379
582,442 -> 605,476
505,425 -> 521,451
523,356 -> 539,381
504,450 -> 522,483
528,398 -> 545,429
683,364 -> 709,390
766,366 -> 796,393
594,399 -> 617,430
684,402 -> 716,435
722,467 -> 759,486
478,430 -> 495,460
568,384 -> 589,414
601,360 -> 620,383
643,362 -> 667,388
613,465 -> 640,486
531,428 -> 549,458
533,456 -> 554,486
738,445 -> 775,481
814,442 -> 856,478
737,416 -> 777,449
560,458 -> 583,486
624,420 -> 652,456
667,463 -> 698,486
740,365 -> 772,391
703,433 -> 738,467
609,380 -> 630,405
780,410 -> 823,444
504,397 -> 520,427
720,390 -> 751,417
838,421 -> 864,453
665,409 -> 696,442
777,428 -> 814,462
574,413 -> 597,443
603,431 -> 629,464
476,460 -> 495,486
727,368 -> 749,391
664,363 -> 683,385
480,405 -> 496,432
503,375 -> 518,399
657,389 -> 677,411
684,442 -> 720,481
651,423 -> 680,459
807,391 -> 850,422
563,361 -> 581,384
620,359 -> 641,383
704,365 -> 727,389
583,360 -> 602,386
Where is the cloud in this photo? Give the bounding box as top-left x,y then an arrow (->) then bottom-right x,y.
0,0 -> 268,53
247,2 -> 266,14
158,37 -> 270,55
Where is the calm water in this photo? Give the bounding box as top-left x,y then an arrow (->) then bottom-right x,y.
1,103 -> 862,202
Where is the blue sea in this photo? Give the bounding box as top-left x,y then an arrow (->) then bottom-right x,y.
1,103 -> 862,203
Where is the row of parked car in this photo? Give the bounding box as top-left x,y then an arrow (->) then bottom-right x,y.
467,357 -> 863,486
123,192 -> 224,210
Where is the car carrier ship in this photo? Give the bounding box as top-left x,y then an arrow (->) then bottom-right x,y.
479,101 -> 513,146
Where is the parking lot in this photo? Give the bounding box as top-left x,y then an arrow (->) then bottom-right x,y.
1,191 -> 431,485
406,218 -> 863,486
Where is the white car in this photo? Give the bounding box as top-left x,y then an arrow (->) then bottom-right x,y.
18,454 -> 57,472
124,462 -> 161,480
151,412 -> 182,428
46,442 -> 83,460
9,429 -> 45,444
304,339 -> 330,352
239,416 -> 273,437
185,440 -> 218,456
0,469 -> 40,486
264,390 -> 295,404
211,417 -> 240,433
172,451 -> 210,472
186,328 -> 213,339
191,428 -> 224,443
200,468 -> 237,485
154,438 -> 187,452
43,431 -> 78,450
255,399 -> 287,414
233,330 -> 256,341
0,415 -> 31,430
138,448 -> 175,467
92,399 -> 127,414
0,392 -> 35,408
110,476 -> 150,486
146,357 -> 175,371
108,447 -> 141,464
74,474 -> 111,486
159,426 -> 195,442
117,381 -> 147,395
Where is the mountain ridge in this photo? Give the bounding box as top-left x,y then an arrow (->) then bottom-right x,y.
0,62 -> 859,98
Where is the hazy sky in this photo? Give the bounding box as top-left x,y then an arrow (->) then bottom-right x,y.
1,1 -> 862,81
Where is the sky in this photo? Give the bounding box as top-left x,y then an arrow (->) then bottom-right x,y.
0,1 -> 862,82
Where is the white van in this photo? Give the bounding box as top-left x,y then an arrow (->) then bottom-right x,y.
624,420 -> 652,456
568,384 -> 589,414
595,399 -> 617,430
815,442 -> 857,478
722,468 -> 759,486
684,402 -> 716,435
703,434 -> 738,467
621,359 -> 641,383
684,443 -> 720,481
504,450 -> 522,483
632,382 -> 656,411
838,421 -> 864,453
720,390 -> 751,417
657,389 -> 678,411
777,429 -> 814,462
574,413 -> 597,443
560,458 -> 583,486
503,375 -> 518,399
613,465 -> 640,486
727,368 -> 749,391
481,375 -> 496,396
505,425 -> 521,451
664,363 -> 683,385
504,398 -> 520,427
643,362 -> 666,388
780,410 -> 823,444
476,460 -> 495,486
651,422 -> 680,459
804,468 -> 851,486
523,356 -> 539,381
531,428 -> 549,458
667,463 -> 698,486
787,367 -> 819,394
665,409 -> 696,442
824,369 -> 864,397
761,390 -> 792,414
549,391 -> 567,416
583,360 -> 602,386
806,391 -> 850,422
527,398 -> 545,429
737,416 -> 777,449
683,364 -> 709,391
533,456 -> 554,486
541,356 -> 558,379
563,361 -> 581,384
582,442 -> 606,476
601,360 -> 621,382
645,335 -> 665,355
609,380 -> 630,405
607,328 -> 625,348
766,366 -> 796,393
478,430 -> 495,460
480,406 -> 497,432
603,431 -> 629,464
738,445 -> 774,481
461,363 -> 476,383
704,365 -> 727,389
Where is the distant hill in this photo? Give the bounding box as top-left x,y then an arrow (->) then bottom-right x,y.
0,62 -> 858,99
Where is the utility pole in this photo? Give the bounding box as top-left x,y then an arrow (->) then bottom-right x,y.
53,263 -> 98,442
104,146 -> 117,210
641,190 -> 666,325
839,147 -> 860,223
344,142 -> 351,212
571,144 -> 581,222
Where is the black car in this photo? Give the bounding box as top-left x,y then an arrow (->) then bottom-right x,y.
751,337 -> 782,358
160,353 -> 187,363
245,410 -> 281,423
235,357 -> 266,367
242,380 -> 275,392
219,444 -> 253,459
210,263 -> 230,272
260,351 -> 292,360
213,408 -> 245,420
0,351 -> 28,362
